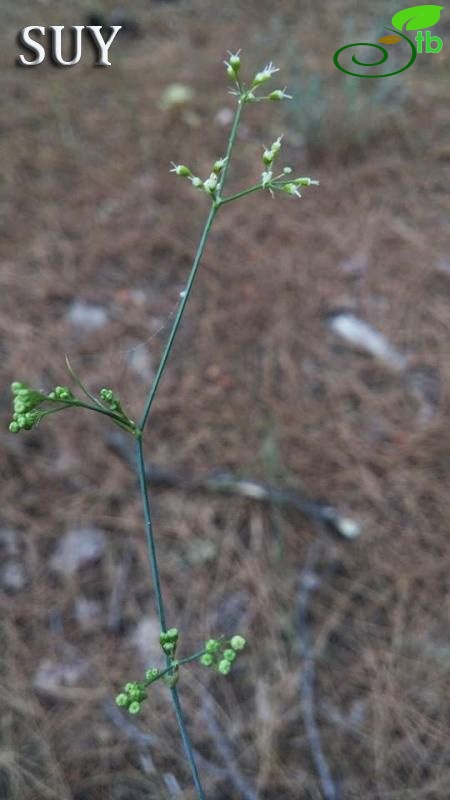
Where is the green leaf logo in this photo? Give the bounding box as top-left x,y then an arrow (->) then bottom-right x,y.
391,4 -> 444,31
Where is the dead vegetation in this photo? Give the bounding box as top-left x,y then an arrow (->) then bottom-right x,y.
1,1 -> 449,798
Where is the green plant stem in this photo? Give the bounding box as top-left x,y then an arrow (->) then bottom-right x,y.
138,203 -> 217,433
145,649 -> 207,686
218,182 -> 263,206
135,435 -> 167,630
134,99 -> 245,800
135,435 -> 206,798
171,686 -> 206,800
217,97 -> 244,194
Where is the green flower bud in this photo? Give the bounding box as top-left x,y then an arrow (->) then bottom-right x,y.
11,382 -> 26,394
128,701 -> 141,715
125,683 -> 134,694
218,659 -> 231,675
270,136 -> 282,154
294,177 -> 320,187
170,163 -> 192,177
229,54 -> 241,72
166,628 -> 179,643
252,62 -> 279,87
268,89 -> 292,101
115,693 -> 129,708
9,421 -> 19,433
262,149 -> 274,166
213,157 -> 227,174
145,668 -> 159,682
230,635 -> 246,651
223,649 -> 236,663
203,173 -> 218,195
282,183 -> 301,197
200,653 -> 214,667
191,177 -> 204,189
205,639 -> 220,653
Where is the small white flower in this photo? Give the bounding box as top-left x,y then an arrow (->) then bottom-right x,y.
294,177 -> 320,187
224,49 -> 242,79
203,173 -> 218,194
261,170 -> 273,188
268,88 -> 292,101
170,163 -> 192,177
213,157 -> 228,174
270,135 -> 283,154
253,62 -> 280,86
282,183 -> 302,198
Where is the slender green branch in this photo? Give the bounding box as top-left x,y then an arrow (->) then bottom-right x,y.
135,434 -> 207,797
135,435 -> 167,630
138,203 -> 217,433
217,98 -> 244,196
218,182 -> 263,206
171,686 -> 206,800
133,98 -> 247,800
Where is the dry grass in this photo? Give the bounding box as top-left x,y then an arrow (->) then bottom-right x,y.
1,1 -> 449,798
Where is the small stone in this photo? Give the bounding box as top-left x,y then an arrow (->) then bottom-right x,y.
126,344 -> 154,381
215,107 -> 234,127
74,595 -> 103,632
131,617 -> 162,665
327,311 -> 407,371
50,527 -> 107,576
33,657 -> 89,696
0,527 -> 19,556
1,560 -> 27,592
67,301 -> 108,331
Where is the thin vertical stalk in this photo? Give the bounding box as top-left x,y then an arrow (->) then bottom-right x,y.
135,435 -> 206,799
138,203 -> 217,433
134,99 -> 245,800
135,436 -> 167,631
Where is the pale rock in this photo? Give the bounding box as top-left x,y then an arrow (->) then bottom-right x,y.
50,527 -> 107,576
131,617 -> 163,666
67,301 -> 108,331
33,657 -> 89,695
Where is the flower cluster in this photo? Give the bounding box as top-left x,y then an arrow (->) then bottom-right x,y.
200,634 -> 246,675
225,52 -> 292,103
9,382 -> 66,433
8,377 -> 136,436
170,156 -> 227,200
115,631 -> 247,714
258,136 -> 319,199
160,627 -> 179,657
170,52 -> 318,208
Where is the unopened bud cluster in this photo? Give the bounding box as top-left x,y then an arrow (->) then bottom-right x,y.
170,158 -> 227,200
8,379 -> 136,435
160,627 -> 179,657
200,634 -> 246,675
225,54 -> 292,103
115,631 -> 247,714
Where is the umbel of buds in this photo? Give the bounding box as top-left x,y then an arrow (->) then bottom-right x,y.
115,631 -> 247,714
200,634 -> 246,675
8,373 -> 136,436
169,52 -> 318,207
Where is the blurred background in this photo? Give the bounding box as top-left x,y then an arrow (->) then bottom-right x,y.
1,1 -> 449,798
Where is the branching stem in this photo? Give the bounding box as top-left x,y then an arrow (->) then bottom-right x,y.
135,98 -> 246,799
